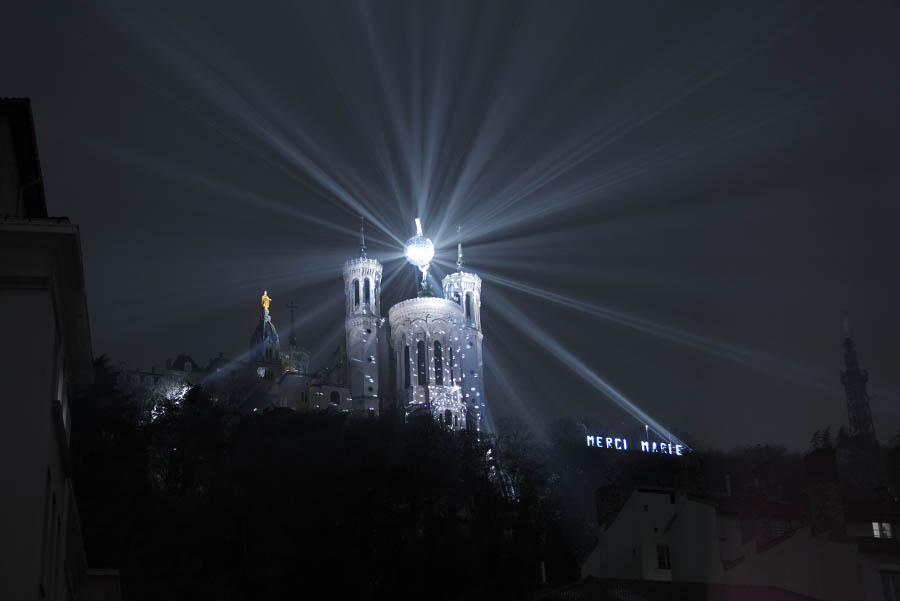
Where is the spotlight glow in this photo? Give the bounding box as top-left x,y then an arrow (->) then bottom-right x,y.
404,218 -> 434,276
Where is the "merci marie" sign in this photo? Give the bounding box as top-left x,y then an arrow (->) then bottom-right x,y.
586,435 -> 685,456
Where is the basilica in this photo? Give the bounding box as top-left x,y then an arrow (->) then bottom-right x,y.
119,220 -> 487,431
277,220 -> 486,431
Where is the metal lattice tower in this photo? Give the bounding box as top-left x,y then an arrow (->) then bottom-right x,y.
840,312 -> 877,445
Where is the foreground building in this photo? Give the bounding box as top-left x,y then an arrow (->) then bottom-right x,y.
0,99 -> 119,600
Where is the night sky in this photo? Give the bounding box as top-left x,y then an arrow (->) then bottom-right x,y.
3,0 -> 898,449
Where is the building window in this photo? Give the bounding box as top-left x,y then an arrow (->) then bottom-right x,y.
404,345 -> 411,389
364,278 -> 371,306
873,522 -> 893,538
353,279 -> 360,307
417,340 -> 427,386
465,293 -> 472,319
882,571 -> 900,601
445,409 -> 453,427
434,341 -> 443,385
656,544 -> 671,569
330,391 -> 340,405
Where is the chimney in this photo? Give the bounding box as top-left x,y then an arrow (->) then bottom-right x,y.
805,448 -> 845,536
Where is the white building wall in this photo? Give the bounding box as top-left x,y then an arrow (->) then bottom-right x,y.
389,297 -> 467,429
0,247 -> 88,601
582,491 -> 644,580
582,488 -> 724,584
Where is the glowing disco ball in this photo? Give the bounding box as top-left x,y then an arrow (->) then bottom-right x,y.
405,234 -> 434,270
404,218 -> 434,270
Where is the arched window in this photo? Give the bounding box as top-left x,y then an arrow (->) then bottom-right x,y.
448,347 -> 455,385
330,390 -> 340,405
416,340 -> 427,386
453,291 -> 460,305
353,279 -> 360,307
434,341 -> 443,385
404,345 -> 411,389
465,293 -> 472,319
364,279 -> 371,306
444,409 -> 453,427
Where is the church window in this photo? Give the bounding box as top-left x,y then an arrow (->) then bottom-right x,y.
444,409 -> 453,427
434,341 -> 443,385
330,391 -> 340,405
465,293 -> 472,319
417,340 -> 427,385
364,278 -> 371,306
448,347 -> 455,385
404,345 -> 411,388
353,279 -> 360,307
453,291 -> 460,304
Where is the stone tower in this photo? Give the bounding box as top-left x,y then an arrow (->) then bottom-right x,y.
840,312 -> 877,445
342,220 -> 382,413
442,243 -> 486,431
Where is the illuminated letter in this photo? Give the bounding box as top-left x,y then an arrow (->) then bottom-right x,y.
606,437 -> 613,448
652,442 -> 658,453
641,441 -> 649,452
614,438 -> 622,450
586,435 -> 594,447
676,445 -> 683,456
623,439 -> 628,450
668,443 -> 674,454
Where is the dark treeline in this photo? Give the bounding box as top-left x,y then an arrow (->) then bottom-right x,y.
71,358 -> 582,600
71,358 -> 900,599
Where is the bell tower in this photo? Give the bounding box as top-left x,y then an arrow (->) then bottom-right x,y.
442,243 -> 486,431
342,218 -> 382,413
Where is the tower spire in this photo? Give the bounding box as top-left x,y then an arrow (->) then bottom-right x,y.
359,215 -> 367,258
840,311 -> 877,445
457,242 -> 464,271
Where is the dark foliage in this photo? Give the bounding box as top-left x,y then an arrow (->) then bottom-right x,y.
71,358 -> 577,600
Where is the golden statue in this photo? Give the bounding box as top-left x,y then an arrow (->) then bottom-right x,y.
261,290 -> 272,311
